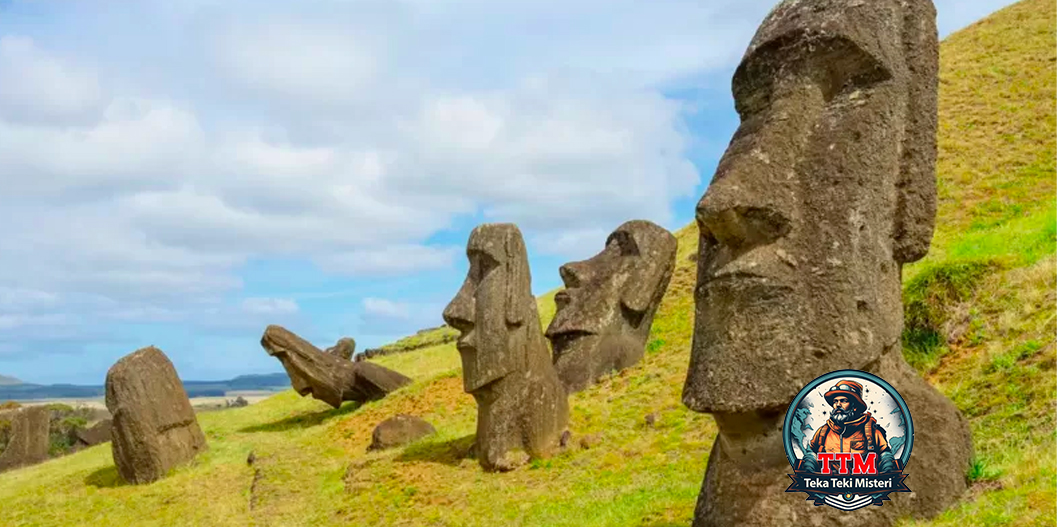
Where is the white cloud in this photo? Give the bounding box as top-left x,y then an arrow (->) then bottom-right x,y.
315,245 -> 460,277
213,20 -> 381,106
0,97 -> 205,196
0,288 -> 59,311
0,36 -> 106,125
531,228 -> 612,260
362,298 -> 410,320
241,297 -> 299,315
359,297 -> 443,336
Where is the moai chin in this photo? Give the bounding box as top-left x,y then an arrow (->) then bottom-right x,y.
546,220 -> 677,393
681,0 -> 972,525
443,223 -> 568,472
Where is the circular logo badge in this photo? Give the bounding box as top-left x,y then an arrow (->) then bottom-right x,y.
783,370 -> 914,511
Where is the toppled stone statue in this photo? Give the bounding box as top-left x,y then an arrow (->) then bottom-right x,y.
325,337 -> 357,361
368,414 -> 437,451
74,418 -> 113,447
546,220 -> 676,393
261,325 -> 411,409
681,0 -> 972,524
0,405 -> 50,473
443,223 -> 568,471
106,346 -> 208,484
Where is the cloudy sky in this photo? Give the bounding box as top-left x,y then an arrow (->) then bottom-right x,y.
0,0 -> 1015,384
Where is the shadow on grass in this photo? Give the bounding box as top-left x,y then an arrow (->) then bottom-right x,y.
238,402 -> 362,433
395,434 -> 476,466
84,465 -> 127,488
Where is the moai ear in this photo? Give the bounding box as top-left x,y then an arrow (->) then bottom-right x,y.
504,229 -> 527,326
893,0 -> 939,264
621,259 -> 664,316
620,230 -> 677,319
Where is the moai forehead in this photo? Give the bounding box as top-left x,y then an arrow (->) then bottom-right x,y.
734,0 -> 937,262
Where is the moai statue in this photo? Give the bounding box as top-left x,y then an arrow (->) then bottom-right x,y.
0,405 -> 50,473
261,325 -> 411,409
443,223 -> 568,472
106,346 -> 208,484
325,337 -> 356,361
681,0 -> 973,525
545,220 -> 677,393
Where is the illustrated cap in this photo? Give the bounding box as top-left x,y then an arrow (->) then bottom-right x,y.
824,380 -> 866,409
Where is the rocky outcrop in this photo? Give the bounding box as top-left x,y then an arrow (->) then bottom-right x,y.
74,418 -> 113,447
368,415 -> 436,451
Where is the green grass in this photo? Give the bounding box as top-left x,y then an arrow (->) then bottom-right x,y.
0,0 -> 1053,525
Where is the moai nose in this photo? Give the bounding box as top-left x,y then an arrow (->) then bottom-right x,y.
442,280 -> 475,332
696,169 -> 791,252
558,261 -> 591,288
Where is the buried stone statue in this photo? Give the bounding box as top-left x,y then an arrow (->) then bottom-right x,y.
261,325 -> 411,409
681,0 -> 972,525
443,223 -> 568,472
0,405 -> 51,473
546,220 -> 676,393
106,346 -> 207,484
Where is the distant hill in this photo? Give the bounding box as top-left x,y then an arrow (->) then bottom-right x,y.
0,372 -> 290,401
0,374 -> 22,386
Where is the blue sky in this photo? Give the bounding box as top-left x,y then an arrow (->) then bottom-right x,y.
0,0 -> 1016,384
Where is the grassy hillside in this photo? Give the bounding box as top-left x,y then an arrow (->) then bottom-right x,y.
0,1 -> 1053,526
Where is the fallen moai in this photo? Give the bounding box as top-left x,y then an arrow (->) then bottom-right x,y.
546,220 -> 676,393
681,0 -> 972,525
106,346 -> 208,484
0,405 -> 51,473
261,325 -> 412,409
443,223 -> 568,472
325,337 -> 356,361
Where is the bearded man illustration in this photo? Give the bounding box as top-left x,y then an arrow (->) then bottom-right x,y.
800,380 -> 900,474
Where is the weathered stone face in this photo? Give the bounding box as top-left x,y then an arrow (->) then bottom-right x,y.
105,346 -> 207,484
443,223 -> 568,471
443,223 -> 534,393
684,0 -> 939,414
261,325 -> 411,409
680,1 -> 971,525
546,220 -> 677,393
0,405 -> 50,473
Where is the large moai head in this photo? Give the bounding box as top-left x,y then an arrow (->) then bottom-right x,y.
443,223 -> 541,393
683,0 -> 939,413
546,220 -> 677,392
